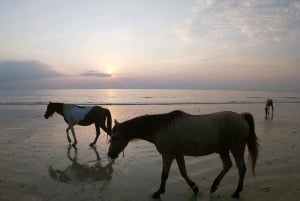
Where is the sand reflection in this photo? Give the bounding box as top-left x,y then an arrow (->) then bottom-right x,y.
48,145 -> 113,183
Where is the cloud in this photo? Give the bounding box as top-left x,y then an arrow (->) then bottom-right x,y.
80,71 -> 112,78
0,60 -> 64,82
173,0 -> 300,43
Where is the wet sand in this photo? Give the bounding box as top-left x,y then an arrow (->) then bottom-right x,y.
0,104 -> 300,201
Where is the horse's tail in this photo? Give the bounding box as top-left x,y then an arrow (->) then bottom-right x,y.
241,112 -> 259,175
105,108 -> 112,136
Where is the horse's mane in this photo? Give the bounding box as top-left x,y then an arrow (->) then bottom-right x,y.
51,102 -> 64,113
120,110 -> 186,140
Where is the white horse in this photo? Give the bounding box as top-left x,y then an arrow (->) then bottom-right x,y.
44,102 -> 112,146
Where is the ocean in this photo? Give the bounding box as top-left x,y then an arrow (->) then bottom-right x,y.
1,89 -> 300,106
1,89 -> 299,123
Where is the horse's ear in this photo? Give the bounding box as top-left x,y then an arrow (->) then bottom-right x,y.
114,119 -> 119,125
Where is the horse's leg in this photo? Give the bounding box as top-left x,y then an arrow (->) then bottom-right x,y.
69,125 -> 77,146
91,146 -> 101,160
152,154 -> 174,199
231,150 -> 246,198
101,122 -> 110,134
100,122 -> 110,141
175,155 -> 198,194
210,150 -> 232,193
66,127 -> 71,144
67,145 -> 77,163
90,124 -> 100,146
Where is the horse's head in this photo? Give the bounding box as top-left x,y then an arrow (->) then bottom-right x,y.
108,120 -> 130,159
44,102 -> 57,119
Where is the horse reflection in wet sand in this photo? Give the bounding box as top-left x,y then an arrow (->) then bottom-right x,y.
108,110 -> 259,199
49,146 -> 113,183
44,102 -> 112,146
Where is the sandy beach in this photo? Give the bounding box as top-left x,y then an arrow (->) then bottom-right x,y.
0,103 -> 300,201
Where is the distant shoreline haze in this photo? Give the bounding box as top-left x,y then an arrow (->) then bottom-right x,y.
0,60 -> 299,92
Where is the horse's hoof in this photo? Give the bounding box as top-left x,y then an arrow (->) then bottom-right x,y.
210,185 -> 217,193
231,192 -> 240,199
151,192 -> 160,199
192,185 -> 199,194
89,143 -> 95,147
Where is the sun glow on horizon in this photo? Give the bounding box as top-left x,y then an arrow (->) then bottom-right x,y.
105,63 -> 115,75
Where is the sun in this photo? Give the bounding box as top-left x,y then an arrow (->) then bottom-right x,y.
105,63 -> 115,75
106,68 -> 114,75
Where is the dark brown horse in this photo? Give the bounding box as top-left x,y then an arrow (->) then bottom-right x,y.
44,102 -> 112,146
108,110 -> 259,199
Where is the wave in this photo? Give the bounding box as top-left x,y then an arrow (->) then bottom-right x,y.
1,100 -> 300,106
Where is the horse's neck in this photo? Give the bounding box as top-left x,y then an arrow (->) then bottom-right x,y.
126,125 -> 156,144
137,134 -> 156,144
55,103 -> 65,116
125,115 -> 170,142
56,109 -> 64,116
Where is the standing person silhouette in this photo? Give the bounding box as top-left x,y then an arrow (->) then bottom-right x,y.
265,99 -> 274,119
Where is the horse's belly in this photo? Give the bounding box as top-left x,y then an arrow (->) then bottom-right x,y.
78,120 -> 93,126
178,140 -> 218,156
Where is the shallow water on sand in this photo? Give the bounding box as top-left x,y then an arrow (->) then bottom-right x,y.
0,102 -> 300,201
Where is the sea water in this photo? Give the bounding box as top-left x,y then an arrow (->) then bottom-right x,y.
1,89 -> 299,123
0,89 -> 300,106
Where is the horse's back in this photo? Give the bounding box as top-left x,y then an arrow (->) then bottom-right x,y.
84,106 -> 107,119
172,111 -> 248,137
156,111 -> 249,156
64,104 -> 93,124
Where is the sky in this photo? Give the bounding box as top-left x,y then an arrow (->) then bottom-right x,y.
0,0 -> 300,91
